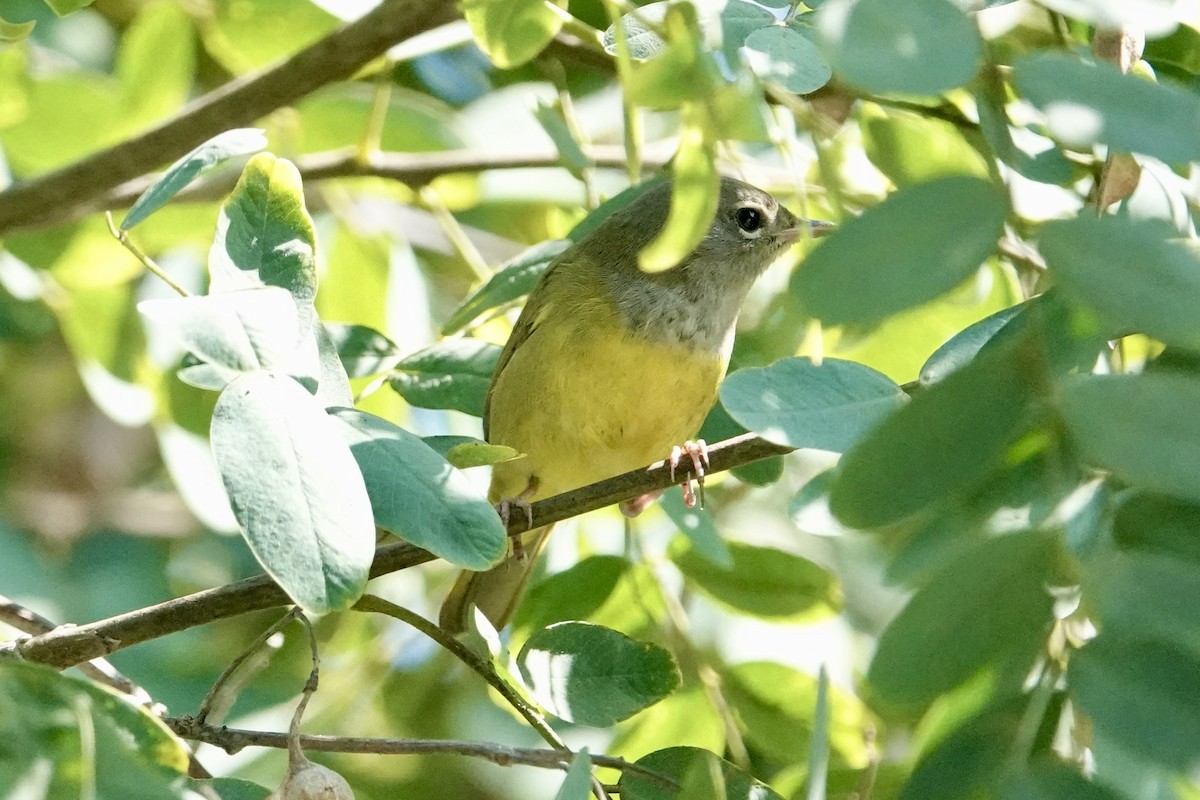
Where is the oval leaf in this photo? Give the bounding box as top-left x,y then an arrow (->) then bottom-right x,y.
324,323 -> 402,378
388,339 -> 501,417
720,357 -> 906,451
792,176 -> 1007,327
867,531 -> 1056,715
1059,372 -> 1200,503
1014,52 -> 1200,165
441,239 -> 568,335
742,25 -> 832,94
817,0 -> 981,96
120,128 -> 266,230
211,371 -> 374,614
327,407 -> 507,570
1040,214 -> 1200,350
1069,632 -> 1200,774
830,335 -> 1039,529
670,538 -> 838,618
638,118 -> 718,273
518,621 -> 680,726
465,0 -> 564,68
138,287 -> 301,375
209,153 -> 318,322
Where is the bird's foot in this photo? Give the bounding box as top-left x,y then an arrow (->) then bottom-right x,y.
495,497 -> 535,529
670,440 -> 710,509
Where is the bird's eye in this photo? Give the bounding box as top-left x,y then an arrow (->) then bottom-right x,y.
735,206 -> 765,236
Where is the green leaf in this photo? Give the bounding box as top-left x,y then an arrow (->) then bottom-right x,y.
512,556 -> 666,642
742,24 -> 832,94
829,335 -> 1041,529
571,178 -> 670,242
121,129 -> 266,230
200,778 -> 273,800
555,750 -> 593,800
323,322 -> 403,378
1113,492 -> 1200,563
698,401 -> 784,486
639,115 -> 719,273
464,0 -> 565,68
441,239 -> 569,335
1088,549 -> 1200,662
1070,632 -> 1200,774
899,697 -> 1024,800
1014,52 -> 1200,165
534,100 -> 589,178
1059,373 -> 1200,503
860,104 -> 991,187
313,322 -> 353,408
0,661 -> 190,800
626,5 -> 717,111
328,408 -> 507,570
867,532 -> 1056,715
670,538 -> 838,618
792,176 -> 1007,327
421,435 -> 520,468
115,0 -> 194,129
388,339 -> 501,417
918,302 -> 1028,387
138,287 -> 302,376
720,357 -> 906,451
0,14 -> 35,41
43,0 -> 96,15
805,666 -> 831,800
999,761 -> 1126,800
660,488 -> 732,568
211,371 -> 374,614
1040,214 -> 1200,350
817,0 -> 982,96
209,152 -> 318,324
603,2 -> 670,59
723,661 -> 869,767
618,747 -> 785,800
518,622 -> 680,726
719,2 -> 777,66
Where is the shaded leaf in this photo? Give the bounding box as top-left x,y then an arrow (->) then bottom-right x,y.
211,372 -> 374,614
1014,52 -> 1200,164
518,622 -> 680,726
555,750 -> 593,800
328,408 -> 506,570
918,302 -> 1028,387
670,538 -> 838,618
442,239 -> 569,335
792,176 -> 1007,327
618,746 -> 785,800
1059,373 -> 1200,503
660,487 -> 732,568
1040,214 -> 1200,350
1070,632 -> 1200,774
817,0 -> 981,96
388,339 -> 501,417
867,532 -> 1056,715
324,323 -> 402,378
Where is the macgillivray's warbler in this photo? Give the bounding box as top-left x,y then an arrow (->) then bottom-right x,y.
439,177 -> 828,633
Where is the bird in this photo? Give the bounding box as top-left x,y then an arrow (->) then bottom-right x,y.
439,176 -> 821,633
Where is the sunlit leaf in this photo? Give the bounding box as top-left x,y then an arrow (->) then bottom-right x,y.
555,750 -> 593,800
720,357 -> 906,451
388,339 -> 501,417
618,747 -> 785,800
323,322 -> 403,378
464,0 -> 565,68
442,240 -> 569,335
518,622 -> 680,726
328,407 -> 507,570
639,115 -> 718,273
742,24 -> 831,94
121,129 -> 266,230
211,371 -> 374,614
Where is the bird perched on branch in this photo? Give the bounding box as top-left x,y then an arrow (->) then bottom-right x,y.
440,177 -> 827,633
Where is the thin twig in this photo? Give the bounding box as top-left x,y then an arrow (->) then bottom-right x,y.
105,212 -> 192,297
286,612 -> 321,768
167,718 -> 679,790
196,608 -> 299,725
4,433 -> 795,671
352,595 -> 567,751
0,0 -> 460,236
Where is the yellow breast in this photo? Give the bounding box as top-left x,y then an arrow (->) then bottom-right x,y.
486,289 -> 729,503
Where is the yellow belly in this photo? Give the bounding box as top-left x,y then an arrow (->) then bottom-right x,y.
487,311 -> 728,503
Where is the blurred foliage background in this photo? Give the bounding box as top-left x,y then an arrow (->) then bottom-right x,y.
3,0 -> 1200,798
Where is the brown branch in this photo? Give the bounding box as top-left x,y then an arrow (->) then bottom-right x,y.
4,433 -> 793,671
26,145 -> 685,233
166,718 -> 678,790
0,0 -> 459,235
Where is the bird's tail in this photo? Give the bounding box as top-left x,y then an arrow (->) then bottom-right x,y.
438,525 -> 554,634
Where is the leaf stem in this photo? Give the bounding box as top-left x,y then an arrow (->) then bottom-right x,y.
105,212 -> 192,297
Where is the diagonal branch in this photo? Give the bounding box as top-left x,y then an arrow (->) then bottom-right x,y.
4,433 -> 793,671
0,0 -> 459,235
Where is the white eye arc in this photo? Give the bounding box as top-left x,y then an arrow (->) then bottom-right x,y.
734,204 -> 767,239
